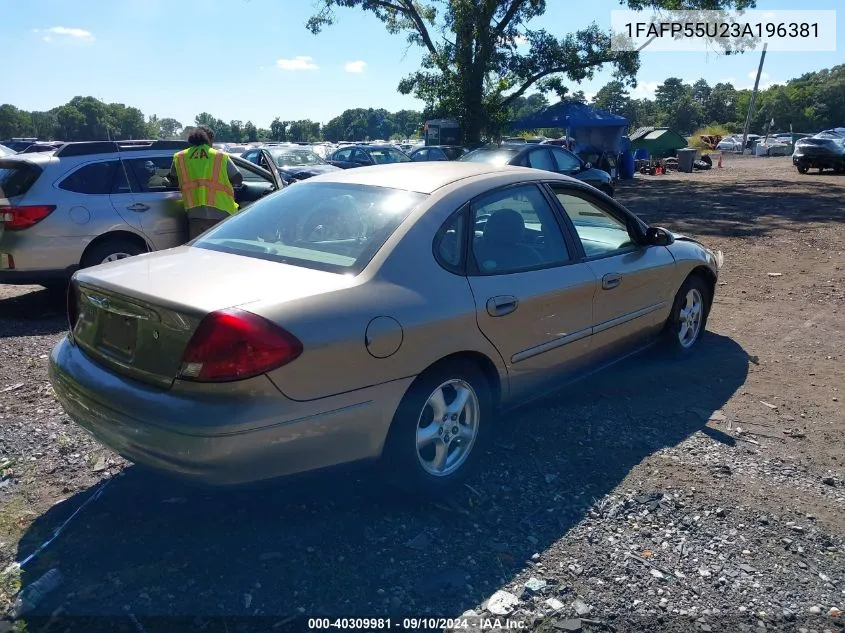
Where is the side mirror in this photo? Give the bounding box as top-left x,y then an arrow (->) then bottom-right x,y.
646,226 -> 674,246
583,162 -> 592,170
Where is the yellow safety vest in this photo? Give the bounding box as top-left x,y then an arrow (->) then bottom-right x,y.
173,145 -> 238,214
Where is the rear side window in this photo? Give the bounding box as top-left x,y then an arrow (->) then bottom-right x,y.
0,161 -> 42,199
59,161 -> 119,195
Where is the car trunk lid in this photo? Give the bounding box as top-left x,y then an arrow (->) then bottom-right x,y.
69,246 -> 354,388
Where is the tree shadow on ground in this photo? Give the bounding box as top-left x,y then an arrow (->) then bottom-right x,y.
12,334 -> 749,630
616,175 -> 844,239
0,287 -> 66,338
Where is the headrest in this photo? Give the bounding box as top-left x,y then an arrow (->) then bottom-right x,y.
484,209 -> 525,243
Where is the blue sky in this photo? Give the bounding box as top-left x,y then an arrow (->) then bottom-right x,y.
0,0 -> 841,128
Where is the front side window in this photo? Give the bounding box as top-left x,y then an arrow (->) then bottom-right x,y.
124,157 -> 177,192
195,182 -> 427,274
470,184 -> 570,275
551,188 -> 634,257
58,161 -> 119,195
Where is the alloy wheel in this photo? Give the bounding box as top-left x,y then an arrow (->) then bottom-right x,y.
415,379 -> 480,477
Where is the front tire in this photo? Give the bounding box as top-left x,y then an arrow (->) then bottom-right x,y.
382,360 -> 492,495
663,275 -> 710,356
796,164 -> 809,174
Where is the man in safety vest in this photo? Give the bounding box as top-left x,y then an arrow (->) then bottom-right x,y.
167,126 -> 243,240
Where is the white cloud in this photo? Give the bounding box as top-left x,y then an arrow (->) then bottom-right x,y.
276,56 -> 319,71
344,60 -> 367,73
721,77 -> 737,84
762,11 -> 776,19
34,26 -> 94,41
748,70 -> 770,80
514,35 -> 529,47
630,80 -> 660,100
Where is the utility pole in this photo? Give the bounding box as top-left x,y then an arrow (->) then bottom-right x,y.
742,43 -> 768,153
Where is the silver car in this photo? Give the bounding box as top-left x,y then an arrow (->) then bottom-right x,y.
0,140 -> 281,290
49,162 -> 722,492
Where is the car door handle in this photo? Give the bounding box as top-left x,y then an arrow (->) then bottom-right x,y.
126,203 -> 149,212
602,273 -> 622,290
487,295 -> 518,317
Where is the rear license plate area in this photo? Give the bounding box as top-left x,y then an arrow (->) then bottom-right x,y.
99,312 -> 138,357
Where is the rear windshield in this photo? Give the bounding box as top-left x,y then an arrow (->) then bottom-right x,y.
194,182 -> 427,274
0,160 -> 42,199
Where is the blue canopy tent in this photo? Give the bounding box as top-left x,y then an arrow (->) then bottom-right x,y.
511,101 -> 629,154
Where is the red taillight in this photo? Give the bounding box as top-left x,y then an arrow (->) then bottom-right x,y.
179,308 -> 303,382
67,281 -> 79,333
0,205 -> 56,231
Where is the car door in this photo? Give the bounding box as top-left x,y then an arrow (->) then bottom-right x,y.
411,148 -> 429,161
546,183 -> 676,362
116,155 -> 185,250
232,151 -> 281,205
463,183 -> 598,400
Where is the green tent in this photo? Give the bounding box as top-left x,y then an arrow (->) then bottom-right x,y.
630,127 -> 688,159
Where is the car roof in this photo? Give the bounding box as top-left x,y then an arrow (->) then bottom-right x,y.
303,161 -> 564,194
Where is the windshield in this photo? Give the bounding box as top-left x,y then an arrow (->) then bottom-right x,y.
368,148 -> 411,164
459,149 -> 518,166
268,148 -> 327,168
0,145 -> 15,157
194,182 -> 427,274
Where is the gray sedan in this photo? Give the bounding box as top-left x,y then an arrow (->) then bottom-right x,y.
49,162 -> 722,491
460,145 -> 615,196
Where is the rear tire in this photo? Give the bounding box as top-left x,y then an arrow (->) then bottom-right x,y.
382,360 -> 492,496
663,275 -> 711,357
80,238 -> 146,269
796,164 -> 809,174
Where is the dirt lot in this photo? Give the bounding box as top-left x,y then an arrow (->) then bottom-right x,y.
0,155 -> 843,632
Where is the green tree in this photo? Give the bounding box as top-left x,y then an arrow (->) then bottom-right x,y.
691,79 -> 711,107
158,117 -> 183,139
269,117 -> 287,141
0,105 -> 32,138
307,0 -> 752,144
706,82 -> 738,125
591,81 -> 631,115
244,121 -> 258,142
655,78 -> 689,111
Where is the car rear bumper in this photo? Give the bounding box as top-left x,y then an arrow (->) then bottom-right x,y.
49,336 -> 412,485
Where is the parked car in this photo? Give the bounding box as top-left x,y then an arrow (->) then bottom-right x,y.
49,162 -> 722,490
327,144 -> 411,168
0,140 -> 281,290
224,144 -> 249,156
715,137 -> 744,153
19,141 -> 64,154
242,145 -> 341,184
459,145 -> 615,196
0,138 -> 39,152
792,133 -> 845,173
408,145 -> 468,161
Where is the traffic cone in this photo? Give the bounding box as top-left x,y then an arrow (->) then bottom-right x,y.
717,152 -> 723,168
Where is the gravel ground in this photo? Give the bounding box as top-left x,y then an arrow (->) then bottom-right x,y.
0,154 -> 843,632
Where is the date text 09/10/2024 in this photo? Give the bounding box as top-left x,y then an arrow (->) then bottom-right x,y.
307,617 -> 528,630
